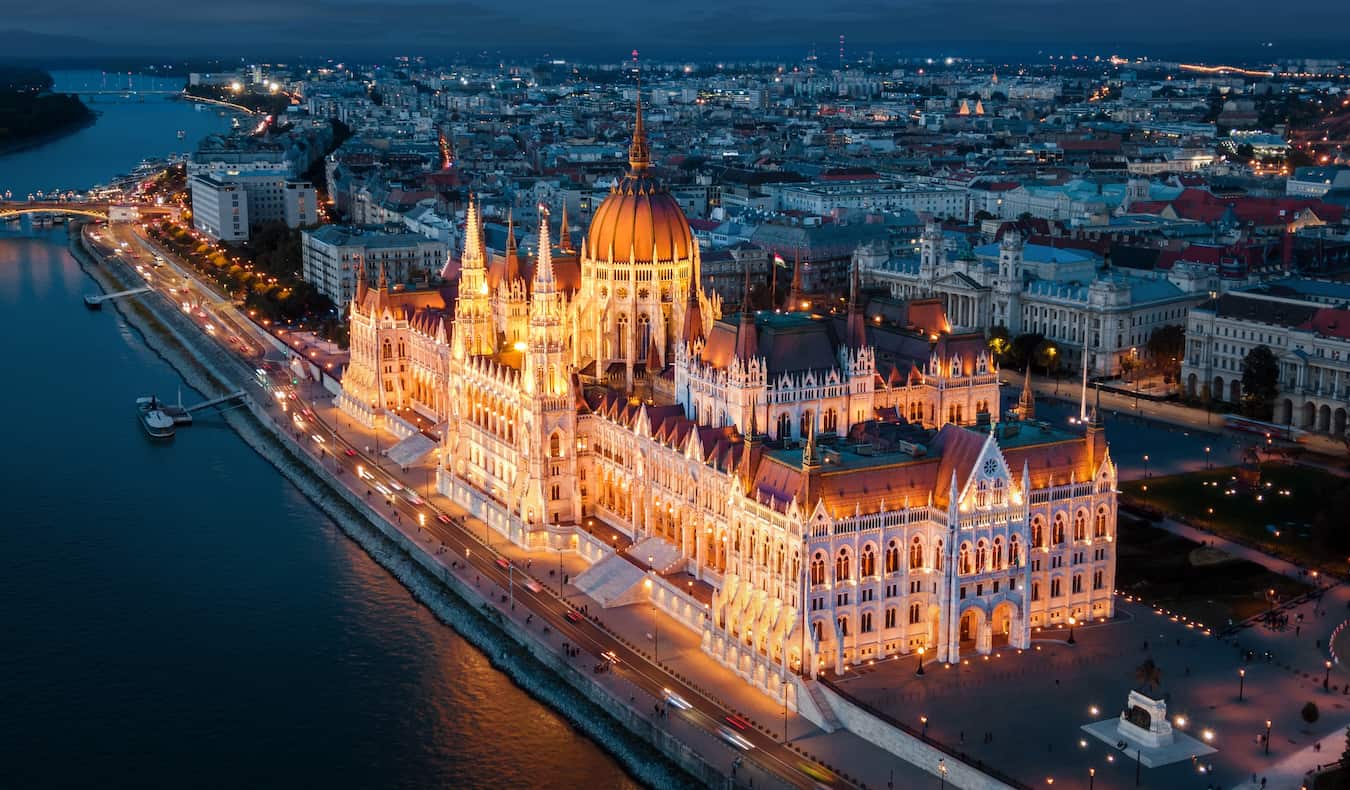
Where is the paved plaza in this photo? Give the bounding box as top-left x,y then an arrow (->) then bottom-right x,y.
831,596 -> 1350,789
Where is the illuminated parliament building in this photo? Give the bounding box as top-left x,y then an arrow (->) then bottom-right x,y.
337,98 -> 1119,707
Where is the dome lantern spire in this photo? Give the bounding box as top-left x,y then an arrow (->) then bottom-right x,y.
628,50 -> 650,172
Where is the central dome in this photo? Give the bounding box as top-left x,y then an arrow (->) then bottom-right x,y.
586,175 -> 694,263
584,93 -> 694,264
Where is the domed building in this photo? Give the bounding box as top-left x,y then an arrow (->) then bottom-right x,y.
572,95 -> 716,389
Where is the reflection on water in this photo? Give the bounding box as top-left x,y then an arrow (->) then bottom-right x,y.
0,147 -> 636,788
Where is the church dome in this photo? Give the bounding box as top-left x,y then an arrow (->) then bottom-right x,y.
584,96 -> 694,264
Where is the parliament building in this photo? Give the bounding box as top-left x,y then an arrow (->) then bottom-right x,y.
336,98 -> 1119,707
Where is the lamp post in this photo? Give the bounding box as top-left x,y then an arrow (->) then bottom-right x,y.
1067,615 -> 1077,645
1143,454 -> 1150,479
1089,767 -> 1095,790
916,646 -> 926,676
1204,446 -> 1211,470
921,714 -> 929,737
1239,667 -> 1246,701
938,758 -> 947,789
1265,720 -> 1272,755
1326,660 -> 1333,691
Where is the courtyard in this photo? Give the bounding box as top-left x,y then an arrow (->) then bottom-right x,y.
830,597 -> 1350,789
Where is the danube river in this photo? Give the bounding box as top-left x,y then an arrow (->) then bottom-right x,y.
0,72 -> 635,788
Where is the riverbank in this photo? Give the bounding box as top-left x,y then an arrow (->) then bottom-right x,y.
69,226 -> 709,789
0,113 -> 98,157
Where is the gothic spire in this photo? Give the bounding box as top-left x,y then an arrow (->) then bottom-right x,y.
355,258 -> 368,304
846,254 -> 866,348
1019,368 -> 1036,421
558,202 -> 572,253
734,256 -> 758,362
463,194 -> 485,270
533,209 -> 555,289
628,53 -> 650,172
504,210 -> 521,283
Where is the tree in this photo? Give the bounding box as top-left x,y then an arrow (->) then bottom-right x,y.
1341,725 -> 1350,765
1241,345 -> 1280,420
1033,338 -> 1060,374
1303,701 -> 1320,726
1010,332 -> 1044,371
987,325 -> 1012,363
1146,324 -> 1185,382
1135,658 -> 1163,693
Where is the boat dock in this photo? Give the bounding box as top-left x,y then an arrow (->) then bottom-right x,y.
136,390 -> 247,438
85,287 -> 152,309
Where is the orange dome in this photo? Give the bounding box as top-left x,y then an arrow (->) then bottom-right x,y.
586,175 -> 694,263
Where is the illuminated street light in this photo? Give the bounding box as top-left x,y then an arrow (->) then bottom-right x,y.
1067,615 -> 1076,645
1239,667 -> 1246,701
916,646 -> 926,676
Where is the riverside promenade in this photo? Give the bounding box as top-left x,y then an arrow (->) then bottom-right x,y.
75,221 -> 975,790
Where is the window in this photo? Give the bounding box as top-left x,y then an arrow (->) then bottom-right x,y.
835,549 -> 851,582
1051,578 -> 1063,598
1032,518 -> 1044,549
549,433 -> 562,458
1010,535 -> 1022,567
838,616 -> 849,638
861,545 -> 877,578
992,537 -> 1004,570
1032,582 -> 1040,602
975,540 -> 988,574
885,541 -> 900,574
1073,511 -> 1086,542
1094,508 -> 1108,538
1094,570 -> 1104,590
823,408 -> 838,434
908,603 -> 921,624
861,612 -> 874,633
810,553 -> 825,586
909,537 -> 924,569
959,543 -> 972,575
1053,513 -> 1066,545
935,540 -> 944,571
885,607 -> 897,628
1072,575 -> 1083,594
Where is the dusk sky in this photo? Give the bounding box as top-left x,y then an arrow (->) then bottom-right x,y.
5,0 -> 1349,59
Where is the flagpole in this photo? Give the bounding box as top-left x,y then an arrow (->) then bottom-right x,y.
771,252 -> 778,308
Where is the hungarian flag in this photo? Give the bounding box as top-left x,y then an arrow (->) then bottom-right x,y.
773,253 -> 788,268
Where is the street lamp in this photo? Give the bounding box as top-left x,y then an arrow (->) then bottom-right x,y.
916,646 -> 926,676
920,714 -> 929,737
1239,667 -> 1246,701
1143,454 -> 1150,479
1204,446 -> 1212,470
1326,660 -> 1333,690
1067,615 -> 1077,645
1089,767 -> 1095,790
937,758 -> 947,789
1265,720 -> 1272,755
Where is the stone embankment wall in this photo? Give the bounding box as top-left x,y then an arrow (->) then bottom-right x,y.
71,229 -> 723,790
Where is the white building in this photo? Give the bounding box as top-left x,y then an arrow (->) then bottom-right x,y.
1287,166 -> 1350,198
189,171 -> 317,241
187,176 -> 248,242
866,224 -> 1204,377
1181,284 -> 1350,439
301,225 -> 448,306
772,179 -> 968,219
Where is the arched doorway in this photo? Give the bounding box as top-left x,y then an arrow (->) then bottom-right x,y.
1230,379 -> 1241,403
1303,402 -> 1317,429
959,608 -> 982,644
1319,404 -> 1332,433
1278,398 -> 1294,426
1186,373 -> 1197,398
1335,408 -> 1347,438
1213,376 -> 1225,403
990,601 -> 1017,647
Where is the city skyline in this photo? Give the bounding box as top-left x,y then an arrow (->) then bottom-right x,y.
5,0 -> 1350,60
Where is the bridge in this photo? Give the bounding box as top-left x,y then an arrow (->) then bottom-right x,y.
0,201 -> 180,223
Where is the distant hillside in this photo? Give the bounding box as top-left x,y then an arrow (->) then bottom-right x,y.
0,66 -> 95,151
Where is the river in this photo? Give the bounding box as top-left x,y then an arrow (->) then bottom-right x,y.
0,71 -> 636,788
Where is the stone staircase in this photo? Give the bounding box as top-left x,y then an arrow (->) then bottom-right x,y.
626,535 -> 685,574
572,553 -> 649,608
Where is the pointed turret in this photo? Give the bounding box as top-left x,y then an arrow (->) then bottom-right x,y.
533,212 -> 555,290
734,257 -> 758,362
355,258 -> 368,305
462,195 -> 485,268
557,203 -> 572,253
739,402 -> 760,494
646,331 -> 663,374
800,411 -> 820,510
377,260 -> 388,292
452,194 -> 495,357
682,286 -> 705,347
1019,369 -> 1036,421
846,255 -> 866,348
504,211 -> 521,283
787,249 -> 804,310
629,70 -> 650,172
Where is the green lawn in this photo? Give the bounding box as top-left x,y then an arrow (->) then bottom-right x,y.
1120,463 -> 1345,573
1116,514 -> 1310,627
